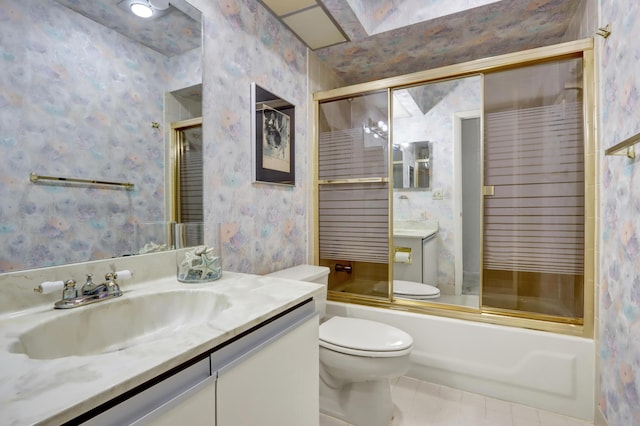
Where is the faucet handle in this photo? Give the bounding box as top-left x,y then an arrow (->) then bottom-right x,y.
104,270 -> 134,282
34,279 -> 77,300
115,270 -> 134,280
34,280 -> 65,294
102,270 -> 131,296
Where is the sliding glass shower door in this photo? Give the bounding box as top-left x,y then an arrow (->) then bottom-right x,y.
482,58 -> 585,322
316,91 -> 391,299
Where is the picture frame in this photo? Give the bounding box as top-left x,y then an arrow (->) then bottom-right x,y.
251,82 -> 295,186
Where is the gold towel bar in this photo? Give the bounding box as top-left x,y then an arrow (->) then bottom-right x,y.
29,173 -> 134,190
318,177 -> 389,185
604,131 -> 639,159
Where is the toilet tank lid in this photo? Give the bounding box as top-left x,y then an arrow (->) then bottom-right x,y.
265,264 -> 330,281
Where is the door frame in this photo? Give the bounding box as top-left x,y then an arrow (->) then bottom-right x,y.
453,110 -> 481,296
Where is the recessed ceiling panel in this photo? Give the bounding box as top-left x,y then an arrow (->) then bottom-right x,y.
262,0 -> 316,16
283,6 -> 347,50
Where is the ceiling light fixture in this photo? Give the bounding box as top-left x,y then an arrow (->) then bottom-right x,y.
363,118 -> 388,140
125,0 -> 170,19
130,1 -> 154,18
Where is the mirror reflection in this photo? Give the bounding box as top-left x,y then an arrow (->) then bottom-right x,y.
0,0 -> 202,272
392,142 -> 432,190
392,75 -> 482,308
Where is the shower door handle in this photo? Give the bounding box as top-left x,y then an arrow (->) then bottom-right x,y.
482,185 -> 495,196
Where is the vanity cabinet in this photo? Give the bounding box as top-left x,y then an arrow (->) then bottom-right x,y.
142,373 -> 216,426
216,316 -> 318,426
78,300 -> 318,426
82,357 -> 215,426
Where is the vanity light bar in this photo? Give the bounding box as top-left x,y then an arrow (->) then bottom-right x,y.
29,172 -> 134,190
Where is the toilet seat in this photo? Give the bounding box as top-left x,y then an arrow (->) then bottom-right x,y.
393,280 -> 440,299
319,317 -> 413,357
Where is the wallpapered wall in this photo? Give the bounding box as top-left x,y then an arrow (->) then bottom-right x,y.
189,0 -> 309,274
0,0 -> 200,272
598,1 -> 640,425
393,78 -> 481,292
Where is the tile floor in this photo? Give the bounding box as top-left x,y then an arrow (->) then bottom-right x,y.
319,376 -> 594,426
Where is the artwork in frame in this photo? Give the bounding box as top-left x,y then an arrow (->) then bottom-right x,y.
251,82 -> 295,185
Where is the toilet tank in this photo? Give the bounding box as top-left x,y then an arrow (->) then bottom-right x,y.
265,265 -> 330,318
265,264 -> 330,284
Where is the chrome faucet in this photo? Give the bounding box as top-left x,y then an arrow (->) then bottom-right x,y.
35,270 -> 132,309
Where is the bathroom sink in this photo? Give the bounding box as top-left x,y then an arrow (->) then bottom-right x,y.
394,220 -> 438,239
12,290 -> 231,360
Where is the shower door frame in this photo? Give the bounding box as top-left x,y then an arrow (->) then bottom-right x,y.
313,38 -> 596,338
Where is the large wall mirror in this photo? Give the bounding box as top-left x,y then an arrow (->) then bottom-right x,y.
0,0 -> 202,272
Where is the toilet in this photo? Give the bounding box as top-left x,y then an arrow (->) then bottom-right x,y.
393,279 -> 440,299
265,265 -> 413,426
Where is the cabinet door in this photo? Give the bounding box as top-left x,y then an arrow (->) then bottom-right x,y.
84,358 -> 213,426
140,375 -> 215,426
217,317 -> 319,426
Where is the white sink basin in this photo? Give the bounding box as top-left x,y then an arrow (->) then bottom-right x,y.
11,290 -> 231,360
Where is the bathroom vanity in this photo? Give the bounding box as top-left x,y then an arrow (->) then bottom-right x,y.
0,256 -> 322,426
393,221 -> 439,283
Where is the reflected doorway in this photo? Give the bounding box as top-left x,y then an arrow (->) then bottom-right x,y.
461,117 -> 481,296
171,118 -> 204,247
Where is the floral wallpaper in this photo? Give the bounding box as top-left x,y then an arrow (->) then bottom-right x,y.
344,0 -> 501,35
394,77 -> 481,292
598,1 -> 640,424
0,0 -> 198,272
189,0 -> 309,275
54,0 -> 201,57
318,0 -> 584,85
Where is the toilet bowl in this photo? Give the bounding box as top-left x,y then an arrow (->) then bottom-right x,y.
265,265 -> 414,426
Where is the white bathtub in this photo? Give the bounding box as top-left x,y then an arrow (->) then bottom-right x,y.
326,301 -> 595,421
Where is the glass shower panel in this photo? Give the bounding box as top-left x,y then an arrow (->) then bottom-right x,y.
482,58 -> 585,321
317,92 -> 390,299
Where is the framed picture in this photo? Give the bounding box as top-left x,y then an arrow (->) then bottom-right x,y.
251,82 -> 295,185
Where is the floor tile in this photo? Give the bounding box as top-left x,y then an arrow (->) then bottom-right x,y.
439,385 -> 463,402
538,410 -> 570,426
511,403 -> 539,422
319,413 -> 350,425
320,376 -> 594,426
486,397 -> 513,414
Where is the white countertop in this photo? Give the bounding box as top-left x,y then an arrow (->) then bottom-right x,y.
0,272 -> 322,425
393,220 -> 439,239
